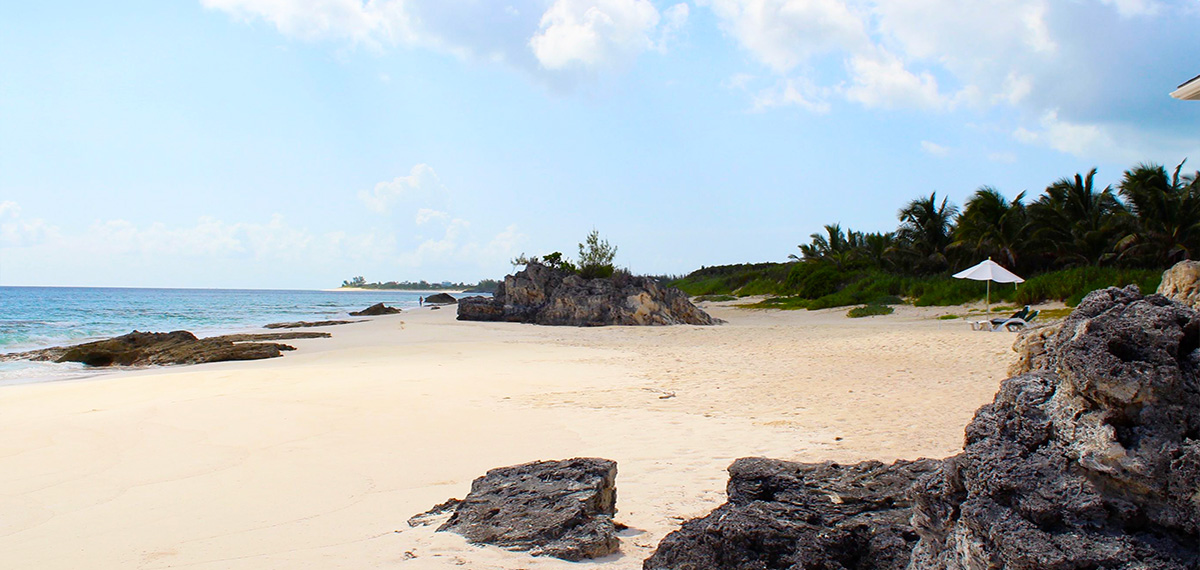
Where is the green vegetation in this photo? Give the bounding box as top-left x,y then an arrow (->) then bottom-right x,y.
847,304 -> 894,318
511,230 -> 621,280
694,294 -> 737,302
339,278 -> 481,291
672,159 -> 1194,311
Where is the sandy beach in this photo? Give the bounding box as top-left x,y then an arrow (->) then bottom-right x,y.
0,303 -> 1019,569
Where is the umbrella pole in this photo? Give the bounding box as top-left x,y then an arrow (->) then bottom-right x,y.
986,280 -> 991,316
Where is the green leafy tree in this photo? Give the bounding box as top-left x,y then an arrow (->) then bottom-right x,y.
954,186 -> 1029,270
1028,168 -> 1124,267
578,230 -> 618,279
896,192 -> 959,273
1117,161 -> 1200,266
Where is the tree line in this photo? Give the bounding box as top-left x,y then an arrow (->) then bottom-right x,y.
794,161 -> 1199,276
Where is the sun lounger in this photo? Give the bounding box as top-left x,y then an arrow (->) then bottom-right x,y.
971,308 -> 1038,332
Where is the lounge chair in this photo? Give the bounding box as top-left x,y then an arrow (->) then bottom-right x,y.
970,306 -> 1030,331
1000,310 -> 1039,332
971,307 -> 1038,332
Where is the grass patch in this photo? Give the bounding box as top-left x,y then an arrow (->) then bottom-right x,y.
694,294 -> 737,302
1036,308 -> 1074,320
847,304 -> 894,318
937,314 -> 961,320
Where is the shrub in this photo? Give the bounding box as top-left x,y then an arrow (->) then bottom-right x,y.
847,304 -> 894,318
798,266 -> 841,298
695,294 -> 737,302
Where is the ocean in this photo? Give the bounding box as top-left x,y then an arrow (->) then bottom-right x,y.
0,286 -> 475,385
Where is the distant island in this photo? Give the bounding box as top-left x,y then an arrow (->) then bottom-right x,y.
340,276 -> 500,293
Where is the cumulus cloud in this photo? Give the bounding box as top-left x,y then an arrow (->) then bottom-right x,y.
415,208 -> 449,225
199,0 -> 411,47
1097,0 -> 1162,17
0,201 -> 58,248
749,78 -> 831,112
843,49 -> 946,110
202,0 -> 686,76
921,140 -> 950,157
700,0 -> 869,73
529,0 -> 688,70
359,163 -> 445,213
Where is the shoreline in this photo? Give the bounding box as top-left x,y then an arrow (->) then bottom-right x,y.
0,303 -> 1018,569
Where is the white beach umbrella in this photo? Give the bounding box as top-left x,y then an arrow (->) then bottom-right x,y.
953,258 -> 1025,315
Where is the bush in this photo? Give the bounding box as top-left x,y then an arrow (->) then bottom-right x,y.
695,294 -> 737,302
798,266 -> 841,298
847,304 -> 894,318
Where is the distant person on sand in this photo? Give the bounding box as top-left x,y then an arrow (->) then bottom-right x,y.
419,296 -> 423,307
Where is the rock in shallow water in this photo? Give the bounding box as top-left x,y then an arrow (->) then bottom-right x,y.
0,330 -> 300,366
432,457 -> 620,561
457,262 -> 718,326
349,302 -> 401,316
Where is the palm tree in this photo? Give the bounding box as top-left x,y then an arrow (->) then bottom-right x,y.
896,192 -> 959,273
1028,168 -> 1124,267
1117,161 -> 1200,266
954,186 -> 1029,271
792,223 -> 857,270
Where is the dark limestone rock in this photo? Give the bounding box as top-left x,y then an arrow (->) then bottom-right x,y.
434,458 -> 619,561
457,262 -> 718,326
264,319 -> 358,329
646,286 -> 1200,569
910,285 -> 1200,569
40,331 -> 293,366
349,303 -> 401,316
643,457 -> 940,570
424,292 -> 458,305
0,330 -> 334,367
215,332 -> 331,342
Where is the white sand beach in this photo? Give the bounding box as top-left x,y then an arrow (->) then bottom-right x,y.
0,304 -> 1018,569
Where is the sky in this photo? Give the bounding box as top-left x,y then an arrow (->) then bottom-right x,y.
1,0 -> 1198,289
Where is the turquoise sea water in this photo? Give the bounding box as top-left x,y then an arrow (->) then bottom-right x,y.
0,286 -> 474,385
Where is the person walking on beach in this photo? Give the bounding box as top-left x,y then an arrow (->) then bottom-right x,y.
419,296 -> 424,307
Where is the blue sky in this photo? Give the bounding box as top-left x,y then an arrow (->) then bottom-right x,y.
2,0 -> 1198,288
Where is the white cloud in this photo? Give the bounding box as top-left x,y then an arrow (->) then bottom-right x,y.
529,0 -> 687,70
0,202 -> 57,248
843,49 -> 946,110
1011,109 -> 1117,158
199,0 -> 410,47
987,151 -> 1017,163
700,0 -> 869,73
921,140 -> 949,157
1097,0 -> 1162,17
359,163 -> 445,213
203,0 -> 686,77
415,208 -> 449,225
750,78 -> 831,112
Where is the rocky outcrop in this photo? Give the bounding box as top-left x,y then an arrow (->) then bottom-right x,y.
1157,259 -> 1200,309
264,319 -> 358,329
1007,321 -> 1062,376
644,457 -> 940,570
424,293 -> 457,305
457,262 -> 718,326
349,303 -> 401,316
429,458 -> 620,561
0,330 -> 316,367
910,286 -> 1200,569
647,286 -> 1200,569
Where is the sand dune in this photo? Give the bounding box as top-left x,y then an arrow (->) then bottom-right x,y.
0,303 -> 1016,569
